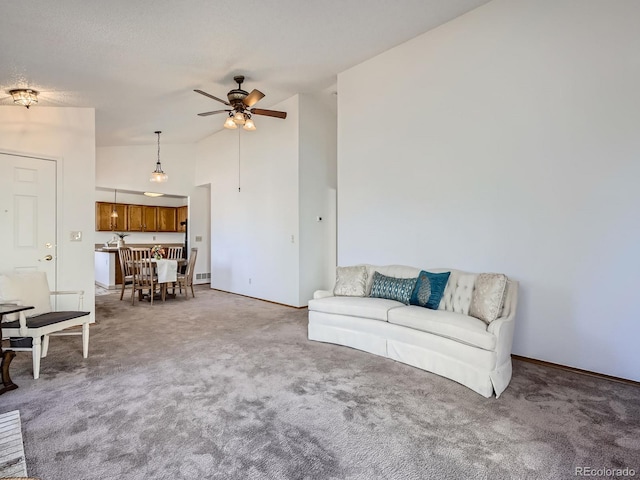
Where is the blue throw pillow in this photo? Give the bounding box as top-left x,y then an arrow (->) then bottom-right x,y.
410,271 -> 451,309
369,272 -> 417,305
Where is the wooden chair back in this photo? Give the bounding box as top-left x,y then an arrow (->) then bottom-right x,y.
118,247 -> 133,276
185,247 -> 198,284
166,246 -> 183,259
129,248 -> 156,305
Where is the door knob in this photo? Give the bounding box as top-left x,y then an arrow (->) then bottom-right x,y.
41,255 -> 53,261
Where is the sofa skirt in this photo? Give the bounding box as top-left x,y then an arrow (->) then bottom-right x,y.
308,311 -> 512,398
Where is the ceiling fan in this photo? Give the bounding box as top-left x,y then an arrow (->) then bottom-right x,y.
194,75 -> 287,131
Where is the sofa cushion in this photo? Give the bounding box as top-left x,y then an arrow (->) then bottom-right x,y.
469,273 -> 508,324
439,272 -> 477,314
364,265 -> 421,296
308,296 -> 405,322
333,265 -> 368,297
409,270 -> 451,309
369,272 -> 417,305
388,306 -> 497,351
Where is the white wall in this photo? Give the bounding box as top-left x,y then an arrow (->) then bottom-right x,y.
0,106 -> 96,320
337,0 -> 640,381
196,96 -> 301,306
298,93 -> 337,304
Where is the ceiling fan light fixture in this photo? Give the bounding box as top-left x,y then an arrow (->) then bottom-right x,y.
224,115 -> 237,129
10,88 -> 39,108
243,116 -> 256,131
149,131 -> 168,183
233,111 -> 246,125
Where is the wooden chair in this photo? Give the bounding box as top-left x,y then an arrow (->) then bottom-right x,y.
118,247 -> 134,301
166,246 -> 183,260
129,248 -> 157,305
0,271 -> 90,379
176,248 -> 198,298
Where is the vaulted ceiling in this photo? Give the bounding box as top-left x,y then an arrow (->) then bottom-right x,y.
0,0 -> 489,146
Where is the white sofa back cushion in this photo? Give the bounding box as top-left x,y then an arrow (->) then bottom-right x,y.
439,271 -> 477,315
0,271 -> 52,320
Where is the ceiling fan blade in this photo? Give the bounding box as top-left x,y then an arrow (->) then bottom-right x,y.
244,89 -> 265,107
198,110 -> 231,117
251,108 -> 287,119
194,89 -> 230,106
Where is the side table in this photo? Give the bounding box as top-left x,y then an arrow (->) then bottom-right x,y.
0,304 -> 34,394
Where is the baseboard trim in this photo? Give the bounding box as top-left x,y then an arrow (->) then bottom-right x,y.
209,288 -> 307,309
512,355 -> 639,387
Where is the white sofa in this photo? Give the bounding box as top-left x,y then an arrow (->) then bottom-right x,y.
308,265 -> 519,398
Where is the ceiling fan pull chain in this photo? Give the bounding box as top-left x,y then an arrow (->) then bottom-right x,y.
238,128 -> 241,193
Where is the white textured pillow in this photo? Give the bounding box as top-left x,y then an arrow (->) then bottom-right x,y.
333,266 -> 368,297
469,273 -> 507,324
0,272 -> 52,319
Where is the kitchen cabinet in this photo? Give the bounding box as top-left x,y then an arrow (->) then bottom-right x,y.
177,206 -> 188,232
157,207 -> 177,232
96,202 -> 127,231
128,205 -> 158,232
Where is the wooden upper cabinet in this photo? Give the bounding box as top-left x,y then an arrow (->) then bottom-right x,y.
128,205 -> 157,231
143,206 -> 157,231
177,206 -> 188,232
157,207 -> 177,232
96,202 -> 127,231
127,205 -> 144,231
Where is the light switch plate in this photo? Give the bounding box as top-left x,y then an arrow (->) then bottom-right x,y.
70,231 -> 82,241
195,236 -> 202,242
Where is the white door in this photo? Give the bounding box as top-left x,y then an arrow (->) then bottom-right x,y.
0,153 -> 57,290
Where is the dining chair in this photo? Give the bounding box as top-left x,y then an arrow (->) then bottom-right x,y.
0,271 -> 90,379
166,246 -> 183,260
129,248 -> 157,305
118,247 -> 134,301
176,248 -> 198,298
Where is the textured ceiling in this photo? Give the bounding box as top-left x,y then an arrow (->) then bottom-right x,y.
0,0 -> 489,146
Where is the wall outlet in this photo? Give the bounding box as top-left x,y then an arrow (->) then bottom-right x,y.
290,235 -> 295,243
195,235 -> 202,242
153,236 -> 156,241
249,278 -> 252,284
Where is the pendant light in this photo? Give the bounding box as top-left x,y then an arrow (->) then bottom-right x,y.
150,131 -> 168,183
111,189 -> 119,218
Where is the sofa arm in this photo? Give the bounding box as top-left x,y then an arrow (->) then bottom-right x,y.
488,316 -> 516,366
313,290 -> 334,300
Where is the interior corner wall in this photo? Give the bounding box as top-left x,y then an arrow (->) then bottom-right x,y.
298,93 -> 338,305
0,106 -> 96,321
195,95 -> 301,306
337,0 -> 640,381
188,184 -> 211,284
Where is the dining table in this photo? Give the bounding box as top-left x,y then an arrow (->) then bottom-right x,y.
129,257 -> 187,301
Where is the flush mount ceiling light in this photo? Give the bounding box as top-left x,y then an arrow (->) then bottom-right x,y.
10,89 -> 39,108
144,192 -> 164,197
149,131 -> 168,183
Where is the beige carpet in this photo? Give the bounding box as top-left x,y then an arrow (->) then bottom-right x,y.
1,286 -> 638,479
